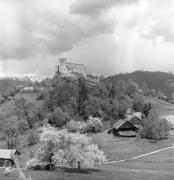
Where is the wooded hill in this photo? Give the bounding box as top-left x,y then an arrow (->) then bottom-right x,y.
103,70 -> 174,99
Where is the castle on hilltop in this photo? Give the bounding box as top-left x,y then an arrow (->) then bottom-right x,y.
56,58 -> 86,78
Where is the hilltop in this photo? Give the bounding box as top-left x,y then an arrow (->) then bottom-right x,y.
104,70 -> 174,98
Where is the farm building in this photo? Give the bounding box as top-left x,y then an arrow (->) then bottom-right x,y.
112,120 -> 138,137
23,86 -> 35,93
110,112 -> 142,137
126,112 -> 142,128
0,149 -> 20,167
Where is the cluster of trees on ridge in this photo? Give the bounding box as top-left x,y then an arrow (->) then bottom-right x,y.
0,74 -> 170,151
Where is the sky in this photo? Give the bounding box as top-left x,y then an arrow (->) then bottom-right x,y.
0,0 -> 174,77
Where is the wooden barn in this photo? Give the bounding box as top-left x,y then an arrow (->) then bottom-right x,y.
110,112 -> 142,137
112,120 -> 138,137
126,112 -> 142,128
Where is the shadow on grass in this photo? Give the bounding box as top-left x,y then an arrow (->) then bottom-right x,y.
27,166 -> 102,174
58,167 -> 102,174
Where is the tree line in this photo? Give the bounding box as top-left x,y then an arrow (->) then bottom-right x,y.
0,75 -> 170,150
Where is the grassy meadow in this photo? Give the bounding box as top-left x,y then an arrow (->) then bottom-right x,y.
1,94 -> 174,179
1,131 -> 174,180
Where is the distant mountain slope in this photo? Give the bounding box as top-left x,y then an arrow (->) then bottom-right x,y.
0,75 -> 45,94
0,78 -> 32,93
104,70 -> 174,98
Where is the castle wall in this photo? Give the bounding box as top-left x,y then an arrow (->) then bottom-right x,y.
58,58 -> 86,78
66,63 -> 86,77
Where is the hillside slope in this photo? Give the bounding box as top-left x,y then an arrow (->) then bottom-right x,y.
104,70 -> 174,98
0,75 -> 45,94
0,78 -> 32,93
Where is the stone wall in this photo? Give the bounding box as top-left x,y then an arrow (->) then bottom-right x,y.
57,58 -> 86,78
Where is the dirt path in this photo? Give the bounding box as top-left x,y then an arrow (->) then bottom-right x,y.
105,145 -> 174,165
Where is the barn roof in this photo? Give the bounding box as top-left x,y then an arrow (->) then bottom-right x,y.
133,112 -> 142,119
113,112 -> 142,130
113,119 -> 139,130
113,120 -> 128,129
0,149 -> 20,160
126,112 -> 142,122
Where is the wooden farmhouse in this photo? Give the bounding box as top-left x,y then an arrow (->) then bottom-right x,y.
111,112 -> 142,137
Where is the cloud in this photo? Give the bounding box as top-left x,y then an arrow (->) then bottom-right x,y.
70,0 -> 138,16
0,0 -> 115,60
37,15 -> 114,55
2,0 -> 174,77
0,0 -> 39,59
125,0 -> 174,44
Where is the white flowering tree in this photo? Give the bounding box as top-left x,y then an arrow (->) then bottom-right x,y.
26,125 -> 106,171
87,116 -> 103,132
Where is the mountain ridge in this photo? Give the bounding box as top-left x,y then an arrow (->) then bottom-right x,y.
0,74 -> 46,83
0,75 -> 47,94
104,70 -> 174,98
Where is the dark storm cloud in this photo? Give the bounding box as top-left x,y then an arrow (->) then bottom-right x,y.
70,0 -> 138,16
0,0 -> 115,60
2,0 -> 174,76
36,15 -> 114,55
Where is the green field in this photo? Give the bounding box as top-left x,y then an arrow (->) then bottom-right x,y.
144,96 -> 174,116
1,94 -> 174,179
1,132 -> 174,180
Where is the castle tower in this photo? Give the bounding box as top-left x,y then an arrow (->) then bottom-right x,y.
57,58 -> 68,76
59,58 -> 67,66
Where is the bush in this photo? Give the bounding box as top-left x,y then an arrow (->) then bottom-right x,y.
17,120 -> 29,134
140,110 -> 170,140
91,133 -> 105,149
27,131 -> 39,146
48,107 -> 70,128
2,116 -> 19,149
88,116 -> 103,132
5,137 -> 20,149
66,120 -> 86,133
133,95 -> 145,112
81,116 -> 103,133
118,99 -> 128,118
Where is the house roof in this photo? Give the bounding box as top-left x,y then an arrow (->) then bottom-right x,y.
126,112 -> 142,122
113,112 -> 142,130
113,119 -> 127,129
133,112 -> 142,118
0,149 -> 20,160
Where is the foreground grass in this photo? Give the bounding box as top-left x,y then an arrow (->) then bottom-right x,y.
1,132 -> 174,180
92,131 -> 174,161
1,165 -> 174,180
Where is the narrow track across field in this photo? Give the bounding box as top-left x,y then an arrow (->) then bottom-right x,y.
105,145 -> 174,164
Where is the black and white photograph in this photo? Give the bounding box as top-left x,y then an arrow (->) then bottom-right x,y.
0,0 -> 174,179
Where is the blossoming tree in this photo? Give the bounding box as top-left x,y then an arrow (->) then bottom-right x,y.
26,125 -> 107,170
